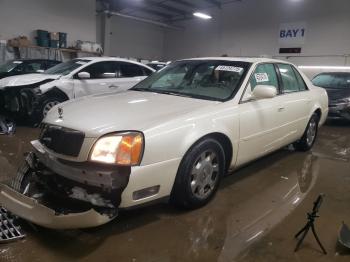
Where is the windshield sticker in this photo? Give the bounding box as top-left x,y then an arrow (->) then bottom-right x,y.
13,61 -> 23,64
255,73 -> 269,83
215,65 -> 243,73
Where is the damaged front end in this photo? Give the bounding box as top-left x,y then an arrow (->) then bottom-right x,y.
0,79 -> 54,120
0,149 -> 130,229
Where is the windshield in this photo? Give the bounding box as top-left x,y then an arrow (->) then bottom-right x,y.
44,59 -> 91,75
0,60 -> 21,73
132,60 -> 250,101
312,73 -> 350,89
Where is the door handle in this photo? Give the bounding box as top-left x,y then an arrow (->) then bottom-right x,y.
278,107 -> 285,112
109,85 -> 119,88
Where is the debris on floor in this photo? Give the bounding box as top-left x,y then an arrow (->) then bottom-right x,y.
0,207 -> 25,243
0,116 -> 16,135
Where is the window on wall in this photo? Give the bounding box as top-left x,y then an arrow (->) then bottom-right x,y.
277,64 -> 301,93
242,63 -> 279,101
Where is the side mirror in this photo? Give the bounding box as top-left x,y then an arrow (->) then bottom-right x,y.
252,85 -> 277,100
36,69 -> 44,73
77,72 -> 91,79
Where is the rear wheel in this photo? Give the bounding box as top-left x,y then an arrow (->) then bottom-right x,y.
171,139 -> 225,209
294,113 -> 319,151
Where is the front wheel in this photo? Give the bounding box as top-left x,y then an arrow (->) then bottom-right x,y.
294,113 -> 319,152
41,97 -> 64,119
171,139 -> 225,209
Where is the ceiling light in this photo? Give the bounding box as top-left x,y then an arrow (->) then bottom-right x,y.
193,12 -> 212,20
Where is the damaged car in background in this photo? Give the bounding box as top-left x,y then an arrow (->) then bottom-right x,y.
0,57 -> 155,123
0,58 -> 328,229
312,72 -> 350,121
0,59 -> 60,79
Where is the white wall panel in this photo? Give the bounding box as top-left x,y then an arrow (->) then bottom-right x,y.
0,0 -> 96,46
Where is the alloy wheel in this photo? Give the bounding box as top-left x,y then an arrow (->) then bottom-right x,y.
190,150 -> 219,200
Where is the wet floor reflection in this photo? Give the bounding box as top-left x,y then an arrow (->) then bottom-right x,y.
0,123 -> 348,261
0,127 -> 39,182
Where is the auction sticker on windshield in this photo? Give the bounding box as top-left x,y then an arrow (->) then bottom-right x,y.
255,73 -> 269,83
215,65 -> 244,73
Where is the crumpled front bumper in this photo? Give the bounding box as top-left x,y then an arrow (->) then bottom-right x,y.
328,103 -> 350,120
0,183 -> 114,229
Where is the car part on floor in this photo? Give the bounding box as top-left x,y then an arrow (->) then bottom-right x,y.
0,115 -> 16,135
294,194 -> 327,254
338,222 -> 350,249
0,207 -> 25,243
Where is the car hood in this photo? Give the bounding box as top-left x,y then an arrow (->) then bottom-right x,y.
45,90 -> 218,137
324,88 -> 350,102
0,73 -> 61,89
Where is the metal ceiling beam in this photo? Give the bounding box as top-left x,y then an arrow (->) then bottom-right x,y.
145,0 -> 189,16
104,10 -> 182,30
203,0 -> 222,9
108,0 -> 172,19
167,0 -> 197,9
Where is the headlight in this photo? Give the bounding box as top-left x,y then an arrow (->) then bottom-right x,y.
89,132 -> 144,165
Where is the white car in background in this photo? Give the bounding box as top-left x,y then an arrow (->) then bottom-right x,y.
0,57 -> 328,229
0,57 -> 155,121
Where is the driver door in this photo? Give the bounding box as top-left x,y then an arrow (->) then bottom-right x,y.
237,63 -> 285,165
73,61 -> 120,98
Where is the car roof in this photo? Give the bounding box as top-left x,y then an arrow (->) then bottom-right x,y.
78,57 -> 155,71
180,57 -> 291,64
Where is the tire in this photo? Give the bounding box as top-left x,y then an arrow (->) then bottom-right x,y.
36,96 -> 65,123
171,138 -> 226,209
294,113 -> 319,152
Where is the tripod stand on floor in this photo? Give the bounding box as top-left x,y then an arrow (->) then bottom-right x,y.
294,194 -> 327,254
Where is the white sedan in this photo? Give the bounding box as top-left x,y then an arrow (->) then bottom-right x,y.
0,57 -> 328,229
0,57 -> 155,121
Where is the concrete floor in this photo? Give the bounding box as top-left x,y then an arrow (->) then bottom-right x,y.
0,122 -> 349,262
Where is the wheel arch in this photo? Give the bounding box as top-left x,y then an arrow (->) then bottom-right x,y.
42,87 -> 69,101
180,132 -> 234,174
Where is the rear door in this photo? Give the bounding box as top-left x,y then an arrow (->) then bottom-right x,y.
115,62 -> 151,90
275,64 -> 312,145
237,63 -> 285,165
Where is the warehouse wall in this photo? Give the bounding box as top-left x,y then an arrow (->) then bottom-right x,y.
105,15 -> 165,61
0,0 -> 96,46
164,0 -> 350,66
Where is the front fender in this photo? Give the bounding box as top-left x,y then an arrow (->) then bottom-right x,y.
142,105 -> 239,168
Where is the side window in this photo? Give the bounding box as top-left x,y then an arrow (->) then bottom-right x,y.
292,67 -> 308,91
242,63 -> 278,101
119,63 -> 145,77
81,62 -> 117,79
46,61 -> 60,69
277,64 -> 300,93
24,62 -> 44,72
